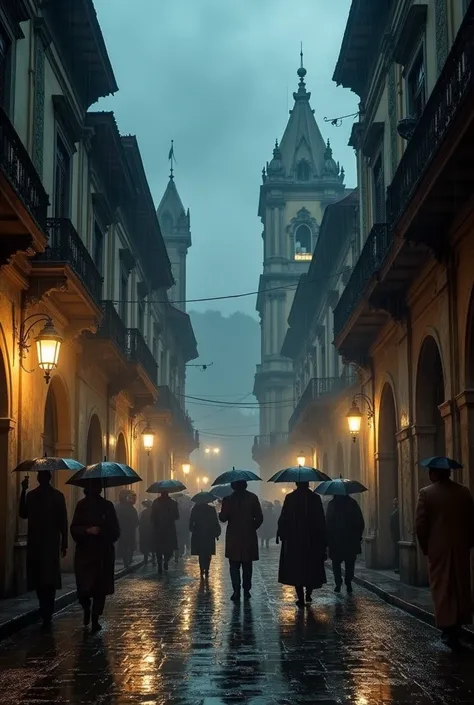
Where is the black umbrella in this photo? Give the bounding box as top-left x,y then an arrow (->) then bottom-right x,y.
66,462 -> 142,488
147,479 -> 186,493
212,468 -> 262,486
191,491 -> 217,504
13,457 -> 85,474
210,484 -> 233,499
419,456 -> 463,470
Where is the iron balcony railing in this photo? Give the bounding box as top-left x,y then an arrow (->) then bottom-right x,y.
126,328 -> 158,386
95,301 -> 127,352
0,105 -> 49,229
36,218 -> 103,303
289,373 -> 357,433
156,385 -> 196,439
253,432 -> 289,451
334,223 -> 388,337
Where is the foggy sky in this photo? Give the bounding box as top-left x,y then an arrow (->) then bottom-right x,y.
94,0 -> 358,318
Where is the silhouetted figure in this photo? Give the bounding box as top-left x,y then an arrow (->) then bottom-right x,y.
71,480 -> 120,632
189,502 -> 221,578
277,482 -> 327,607
326,495 -> 365,594
19,471 -> 68,630
390,497 -> 400,573
175,495 -> 191,562
151,492 -> 179,574
259,502 -> 276,548
115,490 -> 138,568
416,468 -> 474,649
273,499 -> 282,523
219,480 -> 263,601
139,500 -> 155,565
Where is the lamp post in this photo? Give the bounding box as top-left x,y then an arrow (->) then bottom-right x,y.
346,393 -> 374,443
18,314 -> 63,384
132,420 -> 156,455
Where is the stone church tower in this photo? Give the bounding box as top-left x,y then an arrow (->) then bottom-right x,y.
253,55 -> 346,480
157,170 -> 191,311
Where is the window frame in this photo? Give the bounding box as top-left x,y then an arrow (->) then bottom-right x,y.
0,21 -> 13,112
294,223 -> 313,261
119,266 -> 129,325
371,148 -> 386,224
53,129 -> 72,218
92,219 -> 105,274
404,40 -> 426,119
296,160 -> 311,181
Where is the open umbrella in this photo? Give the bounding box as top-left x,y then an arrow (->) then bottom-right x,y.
13,457 -> 85,474
147,479 -> 186,493
315,478 -> 368,496
268,466 -> 330,483
191,491 -> 217,504
419,456 -> 463,470
212,468 -> 262,486
66,462 -> 142,488
210,484 -> 233,499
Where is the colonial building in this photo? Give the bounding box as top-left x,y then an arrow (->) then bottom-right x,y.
252,55 -> 347,485
0,2 -> 197,595
281,190 -> 360,482
329,0 -> 474,586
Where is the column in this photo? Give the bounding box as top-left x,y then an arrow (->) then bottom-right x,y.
456,390 -> 474,489
396,427 -> 417,585
273,208 -> 280,257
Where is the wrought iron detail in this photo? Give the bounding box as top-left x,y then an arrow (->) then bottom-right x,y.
435,0 -> 449,75
154,385 -> 196,441
32,35 -> 45,176
126,328 -> 158,385
289,373 -> 357,433
95,301 -> 127,352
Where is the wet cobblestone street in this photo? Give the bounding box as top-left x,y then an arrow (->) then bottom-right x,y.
0,546 -> 474,704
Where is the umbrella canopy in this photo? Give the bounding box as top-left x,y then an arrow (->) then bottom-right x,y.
212,468 -> 262,486
13,457 -> 85,474
191,491 -> 217,504
419,456 -> 463,470
210,484 -> 233,499
268,466 -> 331,483
147,479 -> 187,494
66,462 -> 142,488
315,478 -> 368,496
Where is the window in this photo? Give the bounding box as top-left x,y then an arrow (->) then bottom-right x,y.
406,48 -> 426,118
296,161 -> 310,181
0,26 -> 11,109
372,154 -> 385,222
93,221 -> 104,274
294,224 -> 312,261
54,135 -> 71,217
137,294 -> 145,334
119,269 -> 128,324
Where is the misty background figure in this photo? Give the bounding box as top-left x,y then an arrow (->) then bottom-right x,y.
115,490 -> 139,568
189,498 -> 221,579
139,499 -> 155,566
152,491 -> 179,574
326,495 -> 365,594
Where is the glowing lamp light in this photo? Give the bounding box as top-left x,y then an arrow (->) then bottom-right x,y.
297,452 -> 306,467
202,476 -> 209,485
182,463 -> 191,475
35,321 -> 62,384
205,448 -> 211,454
142,425 -> 155,455
347,401 -> 363,442
213,447 -> 220,454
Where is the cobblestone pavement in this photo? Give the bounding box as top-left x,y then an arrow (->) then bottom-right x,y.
0,545 -> 474,704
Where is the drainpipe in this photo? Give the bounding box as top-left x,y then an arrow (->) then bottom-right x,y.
447,251 -> 460,458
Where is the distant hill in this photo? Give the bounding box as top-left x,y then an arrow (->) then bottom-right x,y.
186,310 -> 260,481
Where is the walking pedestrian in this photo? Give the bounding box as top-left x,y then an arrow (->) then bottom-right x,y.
115,490 -> 138,568
273,499 -> 282,523
151,491 -> 179,574
390,497 -> 400,573
277,482 -> 327,607
19,471 -> 68,630
219,480 -> 263,601
326,495 -> 365,594
415,466 -> 474,648
259,501 -> 276,548
175,495 -> 191,562
189,500 -> 221,579
70,479 -> 120,632
139,500 -> 155,566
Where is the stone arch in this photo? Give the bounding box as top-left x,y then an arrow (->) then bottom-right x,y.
415,334 -> 446,457
86,414 -> 103,465
377,382 -> 399,569
335,442 -> 345,476
295,224 -> 312,256
43,375 -> 71,455
116,432 -> 127,464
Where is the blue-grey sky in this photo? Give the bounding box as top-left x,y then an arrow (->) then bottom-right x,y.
95,0 -> 357,318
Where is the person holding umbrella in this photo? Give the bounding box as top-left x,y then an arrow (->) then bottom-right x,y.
319,479 -> 366,594
115,489 -> 139,568
415,456 -> 474,649
149,480 -> 183,574
189,492 -> 221,579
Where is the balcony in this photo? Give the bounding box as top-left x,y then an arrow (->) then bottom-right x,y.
252,432 -> 289,463
126,328 -> 158,401
334,5 -> 474,359
86,301 -> 128,378
0,105 -> 49,260
149,385 -> 199,453
30,218 -> 103,333
289,373 -> 357,438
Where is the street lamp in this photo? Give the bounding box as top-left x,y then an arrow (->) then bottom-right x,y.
213,447 -> 220,454
204,448 -> 210,454
346,394 -> 374,443
182,463 -> 191,475
202,476 -> 209,486
296,452 -> 306,467
19,314 -> 63,384
141,425 -> 155,455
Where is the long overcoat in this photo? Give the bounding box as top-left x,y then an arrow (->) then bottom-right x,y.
151,495 -> 179,556
115,496 -> 138,557
326,496 -> 365,561
71,494 -> 120,598
139,506 -> 153,555
189,503 -> 221,556
19,484 -> 68,591
259,503 -> 276,541
415,479 -> 474,628
176,497 -> 191,549
219,490 -> 263,562
277,487 -> 327,589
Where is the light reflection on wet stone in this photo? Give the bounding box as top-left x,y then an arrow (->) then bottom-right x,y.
0,546 -> 473,703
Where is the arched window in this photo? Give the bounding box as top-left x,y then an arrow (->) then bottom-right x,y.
294,224 -> 312,261
296,161 -> 310,181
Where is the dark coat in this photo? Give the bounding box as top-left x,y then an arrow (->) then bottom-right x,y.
139,507 -> 153,554
176,498 -> 191,547
190,503 -> 221,556
19,484 -> 68,591
326,496 -> 365,561
277,487 -> 327,589
71,494 -> 120,598
219,490 -> 263,562
115,500 -> 138,553
151,495 -> 179,555
259,504 -> 276,540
